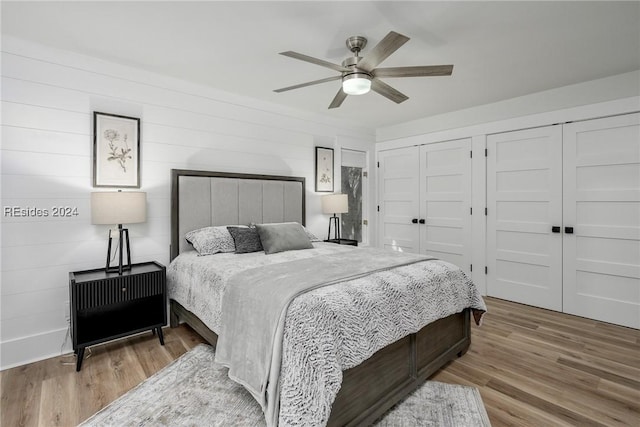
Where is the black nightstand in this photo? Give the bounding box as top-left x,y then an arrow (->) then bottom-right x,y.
324,238 -> 358,246
69,261 -> 166,371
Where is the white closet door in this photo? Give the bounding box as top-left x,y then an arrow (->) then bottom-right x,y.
487,126 -> 563,311
418,139 -> 472,273
562,113 -> 640,328
378,146 -> 420,252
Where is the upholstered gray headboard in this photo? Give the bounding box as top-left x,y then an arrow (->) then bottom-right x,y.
170,169 -> 306,260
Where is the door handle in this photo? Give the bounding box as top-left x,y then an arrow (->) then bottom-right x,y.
551,226 -> 561,233
419,219 -> 426,224
565,226 -> 574,234
411,218 -> 418,224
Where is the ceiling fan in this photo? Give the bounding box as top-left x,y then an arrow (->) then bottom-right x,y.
274,31 -> 453,109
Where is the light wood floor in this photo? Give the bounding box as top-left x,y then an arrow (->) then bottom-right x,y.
1,297 -> 638,426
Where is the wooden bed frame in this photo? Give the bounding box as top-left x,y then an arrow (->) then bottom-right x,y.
169,169 -> 471,426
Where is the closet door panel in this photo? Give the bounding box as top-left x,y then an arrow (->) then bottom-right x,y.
563,113 -> 640,328
378,146 -> 420,253
419,139 -> 472,273
487,126 -> 563,311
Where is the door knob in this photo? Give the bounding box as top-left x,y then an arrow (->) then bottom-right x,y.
565,226 -> 574,234
551,226 -> 561,233
411,218 -> 418,224
419,219 -> 426,224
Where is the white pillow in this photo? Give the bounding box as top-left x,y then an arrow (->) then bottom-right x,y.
185,226 -> 238,255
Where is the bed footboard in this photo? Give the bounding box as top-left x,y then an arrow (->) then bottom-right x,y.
328,309 -> 470,426
170,299 -> 470,426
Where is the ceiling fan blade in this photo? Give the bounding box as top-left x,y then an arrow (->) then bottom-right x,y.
371,79 -> 409,104
357,31 -> 410,71
328,88 -> 347,109
279,51 -> 350,72
274,75 -> 341,93
372,65 -> 454,78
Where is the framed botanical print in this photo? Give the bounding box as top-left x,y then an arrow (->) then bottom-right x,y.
315,146 -> 334,192
93,111 -> 141,188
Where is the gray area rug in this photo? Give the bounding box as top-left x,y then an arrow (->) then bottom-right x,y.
79,344 -> 491,427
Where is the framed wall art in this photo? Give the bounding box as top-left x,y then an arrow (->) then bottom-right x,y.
315,146 -> 334,192
93,111 -> 141,188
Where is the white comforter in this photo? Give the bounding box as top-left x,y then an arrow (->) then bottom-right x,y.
167,243 -> 486,426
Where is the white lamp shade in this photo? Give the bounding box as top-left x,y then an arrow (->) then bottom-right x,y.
321,193 -> 348,214
91,191 -> 147,225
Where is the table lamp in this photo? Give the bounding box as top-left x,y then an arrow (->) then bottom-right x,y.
91,191 -> 146,274
321,193 -> 348,240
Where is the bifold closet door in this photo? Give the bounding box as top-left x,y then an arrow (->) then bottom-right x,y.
378,146 -> 420,252
487,126 -> 563,311
418,139 -> 472,274
562,113 -> 640,329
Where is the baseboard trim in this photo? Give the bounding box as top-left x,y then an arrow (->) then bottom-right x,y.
0,327 -> 72,371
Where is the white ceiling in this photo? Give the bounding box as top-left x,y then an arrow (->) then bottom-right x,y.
2,1 -> 639,129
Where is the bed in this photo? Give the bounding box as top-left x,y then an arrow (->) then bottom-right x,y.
168,169 -> 485,426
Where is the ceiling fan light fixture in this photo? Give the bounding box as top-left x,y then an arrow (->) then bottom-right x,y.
342,73 -> 371,95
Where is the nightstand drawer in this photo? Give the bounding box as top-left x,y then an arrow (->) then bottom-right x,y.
74,270 -> 164,310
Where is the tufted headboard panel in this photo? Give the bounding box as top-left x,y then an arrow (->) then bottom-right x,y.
170,169 -> 305,260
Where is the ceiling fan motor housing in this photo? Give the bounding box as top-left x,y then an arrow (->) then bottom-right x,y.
341,56 -> 372,78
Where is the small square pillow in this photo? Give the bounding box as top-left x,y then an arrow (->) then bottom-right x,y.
185,226 -> 236,256
255,222 -> 313,255
227,226 -> 263,254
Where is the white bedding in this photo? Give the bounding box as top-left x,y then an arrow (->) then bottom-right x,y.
167,242 -> 354,333
167,243 -> 486,426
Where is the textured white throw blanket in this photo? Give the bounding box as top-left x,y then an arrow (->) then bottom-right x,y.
167,244 -> 486,427
215,248 -> 433,426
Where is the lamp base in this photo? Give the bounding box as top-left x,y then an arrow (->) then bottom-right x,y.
327,214 -> 341,240
105,225 -> 132,275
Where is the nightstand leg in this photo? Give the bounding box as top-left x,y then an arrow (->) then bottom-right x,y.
157,327 -> 165,345
76,347 -> 85,372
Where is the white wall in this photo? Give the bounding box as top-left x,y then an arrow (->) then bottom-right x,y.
377,70 -> 640,142
0,36 -> 374,369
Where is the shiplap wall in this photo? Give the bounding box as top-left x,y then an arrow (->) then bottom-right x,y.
0,36 -> 374,369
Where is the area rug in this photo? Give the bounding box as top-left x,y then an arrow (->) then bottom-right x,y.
79,344 -> 491,427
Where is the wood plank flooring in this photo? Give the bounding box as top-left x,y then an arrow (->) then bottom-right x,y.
1,297 -> 638,426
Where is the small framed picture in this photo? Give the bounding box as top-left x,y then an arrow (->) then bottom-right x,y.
315,146 -> 334,192
93,112 -> 141,188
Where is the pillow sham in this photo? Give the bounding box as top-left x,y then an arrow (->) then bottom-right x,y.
255,222 -> 313,255
185,226 -> 236,256
227,226 -> 263,254
303,226 -> 322,242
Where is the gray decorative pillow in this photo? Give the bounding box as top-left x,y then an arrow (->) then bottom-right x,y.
256,222 -> 313,255
227,226 -> 263,254
185,226 -> 236,256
